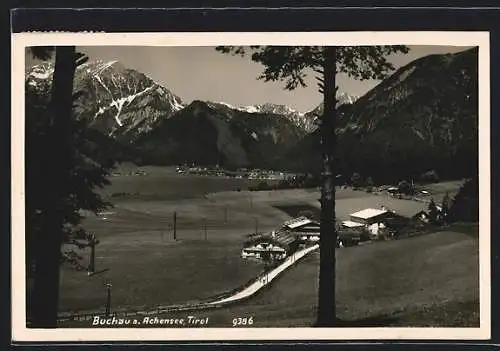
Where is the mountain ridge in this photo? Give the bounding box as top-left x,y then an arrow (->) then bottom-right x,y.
276,47 -> 478,182
25,48 -> 477,181
26,59 -> 358,136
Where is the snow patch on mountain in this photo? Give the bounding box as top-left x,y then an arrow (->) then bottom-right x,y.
171,96 -> 185,111
243,105 -> 260,113
93,74 -> 113,95
30,70 -> 51,79
216,101 -> 237,110
26,59 -> 186,138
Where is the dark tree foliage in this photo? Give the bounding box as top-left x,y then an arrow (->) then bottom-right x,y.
26,47 -> 117,327
217,45 -> 409,326
398,180 -> 415,195
365,176 -> 374,187
441,191 -> 451,222
25,83 -> 116,243
29,46 -> 55,61
449,177 -> 479,222
420,170 -> 440,184
216,46 -> 409,91
350,172 -> 362,188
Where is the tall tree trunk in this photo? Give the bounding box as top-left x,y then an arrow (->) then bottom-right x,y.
316,46 -> 338,327
31,46 -> 76,328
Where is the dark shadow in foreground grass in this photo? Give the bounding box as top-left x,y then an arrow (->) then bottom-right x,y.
446,222 -> 479,238
314,315 -> 402,328
323,300 -> 480,328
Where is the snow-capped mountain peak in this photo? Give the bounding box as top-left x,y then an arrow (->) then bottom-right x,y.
26,59 -> 185,139
207,95 -> 358,133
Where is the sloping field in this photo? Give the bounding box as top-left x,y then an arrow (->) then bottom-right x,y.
59,186 -> 295,313
59,237 -> 266,312
57,171 -> 468,325
191,229 -> 479,327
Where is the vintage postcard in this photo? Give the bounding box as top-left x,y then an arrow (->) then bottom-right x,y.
11,31 -> 490,342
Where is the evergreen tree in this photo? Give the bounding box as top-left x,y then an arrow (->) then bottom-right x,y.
216,45 -> 409,326
365,176 -> 374,188
351,172 -> 362,188
26,47 -> 117,327
398,180 -> 413,195
428,198 -> 439,223
441,191 -> 451,222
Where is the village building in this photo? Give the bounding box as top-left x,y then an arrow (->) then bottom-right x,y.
341,220 -> 365,229
281,216 -> 361,247
412,202 -> 447,223
343,208 -> 391,236
281,216 -> 321,243
387,186 -> 400,195
241,230 -> 299,261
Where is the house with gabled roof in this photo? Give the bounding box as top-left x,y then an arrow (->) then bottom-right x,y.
281,216 -> 321,243
342,208 -> 392,236
241,230 -> 299,261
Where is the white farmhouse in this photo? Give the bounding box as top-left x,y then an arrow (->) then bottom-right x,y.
343,208 -> 390,236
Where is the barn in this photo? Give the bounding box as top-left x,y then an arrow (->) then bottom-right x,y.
347,208 -> 391,236
282,216 -> 361,247
241,230 -> 299,261
281,216 -> 321,243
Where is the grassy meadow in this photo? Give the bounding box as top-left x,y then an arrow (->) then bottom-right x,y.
58,164 -> 478,327
184,227 -> 479,327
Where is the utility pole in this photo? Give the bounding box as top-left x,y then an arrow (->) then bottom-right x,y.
105,282 -> 112,317
254,217 -> 259,234
173,211 -> 177,241
203,217 -> 207,241
87,234 -> 99,276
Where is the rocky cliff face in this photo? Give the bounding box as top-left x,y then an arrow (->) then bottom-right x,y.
26,60 -> 185,141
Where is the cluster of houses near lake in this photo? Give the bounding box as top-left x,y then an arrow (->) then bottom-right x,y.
241,204 -> 448,262
175,165 -> 297,180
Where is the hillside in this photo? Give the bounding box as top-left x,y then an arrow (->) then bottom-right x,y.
26,48 -> 477,176
25,59 -> 332,169
277,47 -> 478,182
133,100 -> 307,168
193,229 -> 479,327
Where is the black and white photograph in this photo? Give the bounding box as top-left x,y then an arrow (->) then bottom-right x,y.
11,32 -> 490,341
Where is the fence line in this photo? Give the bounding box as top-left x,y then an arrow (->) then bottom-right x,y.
57,244 -> 319,323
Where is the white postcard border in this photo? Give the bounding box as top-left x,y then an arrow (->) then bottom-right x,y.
11,31 -> 491,342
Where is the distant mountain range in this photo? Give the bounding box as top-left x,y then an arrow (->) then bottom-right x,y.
26,47 -> 478,181
278,47 -> 478,182
26,60 -> 357,168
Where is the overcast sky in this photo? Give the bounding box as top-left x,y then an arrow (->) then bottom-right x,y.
28,45 -> 472,113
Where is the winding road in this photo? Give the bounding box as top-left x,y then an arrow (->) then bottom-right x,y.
207,244 -> 319,305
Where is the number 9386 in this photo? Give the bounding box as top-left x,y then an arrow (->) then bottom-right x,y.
232,317 -> 254,327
